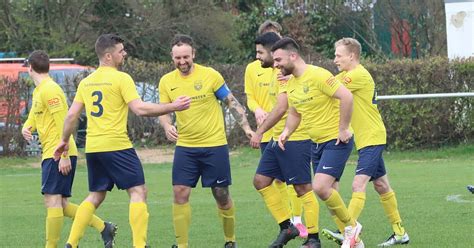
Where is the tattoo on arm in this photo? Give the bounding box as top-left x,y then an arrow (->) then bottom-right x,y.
224,94 -> 250,130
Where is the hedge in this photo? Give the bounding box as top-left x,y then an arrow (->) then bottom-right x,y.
123,57 -> 473,150
1,57 -> 472,156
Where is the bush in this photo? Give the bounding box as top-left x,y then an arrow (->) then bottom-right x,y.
365,57 -> 473,149
124,57 -> 472,150
2,57 -> 472,156
0,76 -> 31,156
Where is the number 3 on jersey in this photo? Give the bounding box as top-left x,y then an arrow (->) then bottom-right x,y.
91,91 -> 104,117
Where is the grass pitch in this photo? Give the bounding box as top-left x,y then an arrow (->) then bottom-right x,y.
1,144 -> 473,247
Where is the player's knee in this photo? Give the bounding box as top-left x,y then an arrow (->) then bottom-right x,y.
212,187 -> 231,207
352,181 -> 367,192
293,183 -> 312,196
373,178 -> 391,194
43,194 -> 63,208
352,174 -> 370,192
61,197 -> 69,208
128,185 -> 148,202
173,185 -> 191,204
253,174 -> 272,190
312,183 -> 331,200
85,191 -> 107,207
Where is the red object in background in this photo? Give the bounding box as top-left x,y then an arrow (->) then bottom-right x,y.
391,19 -> 411,57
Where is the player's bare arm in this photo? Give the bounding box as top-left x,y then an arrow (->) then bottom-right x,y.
332,85 -> 353,145
278,106 -> 301,150
21,126 -> 33,142
22,110 -> 36,142
53,101 -> 83,161
250,93 -> 288,148
223,93 -> 254,139
128,96 -> 190,117
51,111 -> 72,174
254,107 -> 268,126
158,114 -> 178,142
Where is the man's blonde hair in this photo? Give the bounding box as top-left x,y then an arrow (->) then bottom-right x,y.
258,20 -> 282,35
335,37 -> 362,59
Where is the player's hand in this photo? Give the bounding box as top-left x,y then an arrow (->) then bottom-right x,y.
164,125 -> 178,142
53,140 -> 69,161
336,128 -> 352,145
277,72 -> 291,82
250,132 -> 263,149
22,126 -> 33,141
244,128 -> 255,140
254,108 -> 268,126
278,129 -> 290,150
172,96 -> 191,111
58,156 -> 71,175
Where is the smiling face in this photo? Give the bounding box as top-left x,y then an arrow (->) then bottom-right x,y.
171,44 -> 195,75
272,48 -> 295,76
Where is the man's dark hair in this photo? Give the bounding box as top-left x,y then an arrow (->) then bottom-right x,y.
95,34 -> 124,58
271,37 -> 301,54
171,34 -> 194,49
255,32 -> 281,49
28,50 -> 49,73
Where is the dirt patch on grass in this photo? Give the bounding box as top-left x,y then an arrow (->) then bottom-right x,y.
4,147 -> 240,167
135,148 -> 175,164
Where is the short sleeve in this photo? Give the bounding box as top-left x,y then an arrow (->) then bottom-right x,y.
211,69 -> 225,92
121,74 -> 140,103
74,81 -> 84,103
338,71 -> 366,92
244,64 -> 256,95
42,85 -> 66,114
318,71 -> 341,97
158,77 -> 171,104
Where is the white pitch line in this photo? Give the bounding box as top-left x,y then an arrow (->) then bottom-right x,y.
446,194 -> 474,203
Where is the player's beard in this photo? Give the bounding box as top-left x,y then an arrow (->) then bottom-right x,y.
279,63 -> 294,76
177,62 -> 192,74
114,57 -> 125,69
260,58 -> 273,68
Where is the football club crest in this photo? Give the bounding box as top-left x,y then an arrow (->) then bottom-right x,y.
303,84 -> 309,94
194,80 -> 203,91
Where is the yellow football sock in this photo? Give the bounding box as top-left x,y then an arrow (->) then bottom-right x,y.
173,203 -> 191,247
348,192 -> 366,221
287,185 -> 303,218
129,202 -> 149,248
218,205 -> 236,242
380,191 -> 405,236
45,207 -> 64,248
258,185 -> 291,224
274,180 -> 291,213
324,189 -> 355,226
332,214 -> 346,233
64,203 -> 105,232
300,191 -> 319,234
67,201 -> 95,247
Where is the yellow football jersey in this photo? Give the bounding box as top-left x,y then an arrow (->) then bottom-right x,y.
159,63 -> 227,147
269,69 -> 309,141
286,65 -> 342,143
74,66 -> 140,153
244,60 -> 273,143
336,64 -> 386,149
23,77 -> 78,160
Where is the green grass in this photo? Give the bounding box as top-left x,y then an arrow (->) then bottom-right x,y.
1,144 -> 473,247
